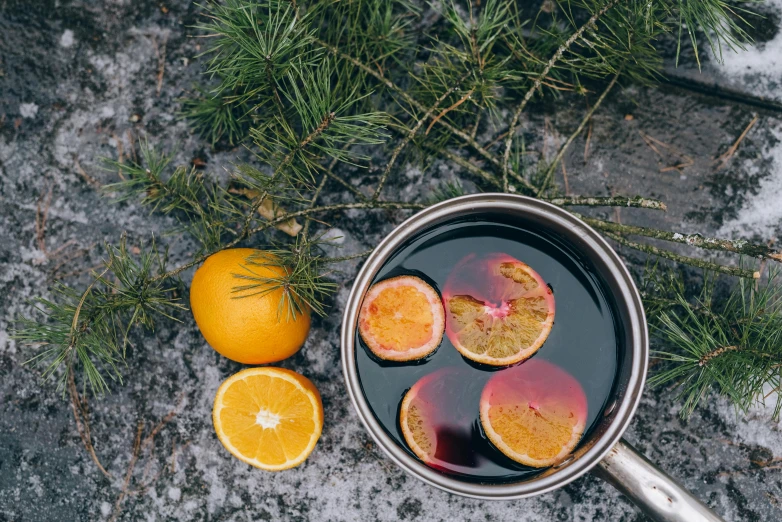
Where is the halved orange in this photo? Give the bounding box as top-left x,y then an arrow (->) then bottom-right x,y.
480,359 -> 587,468
358,275 -> 445,361
443,253 -> 555,366
212,367 -> 323,471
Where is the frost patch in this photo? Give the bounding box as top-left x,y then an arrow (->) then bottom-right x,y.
711,0 -> 782,101
718,125 -> 782,239
20,103 -> 39,119
60,30 -> 75,48
167,487 -> 181,501
404,164 -> 422,180
715,393 -> 782,457
0,329 -> 11,354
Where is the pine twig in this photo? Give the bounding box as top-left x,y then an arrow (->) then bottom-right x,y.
648,270 -> 782,419
581,217 -> 782,262
373,74 -> 469,201
317,139 -> 366,201
320,163 -> 366,200
547,195 -> 666,210
303,175 -> 329,237
35,184 -> 53,255
316,38 -> 536,192
537,70 -> 621,196
68,364 -> 113,480
109,421 -> 143,522
426,88 -> 474,135
73,157 -> 102,188
699,345 -> 739,367
435,147 -> 502,189
324,249 -> 374,263
68,263 -> 114,359
502,0 -> 623,190
605,231 -> 759,279
279,112 -> 336,172
714,115 -> 758,170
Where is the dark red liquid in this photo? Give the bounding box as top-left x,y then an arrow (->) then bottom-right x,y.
355,217 -> 622,482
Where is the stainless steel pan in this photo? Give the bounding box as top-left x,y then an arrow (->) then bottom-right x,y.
340,194 -> 723,522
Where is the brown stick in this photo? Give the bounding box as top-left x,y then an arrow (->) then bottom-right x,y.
153,35 -> 168,97
109,421 -> 144,522
639,131 -> 694,173
425,88 -> 474,135
699,345 -> 739,367
68,364 -> 113,480
73,156 -> 102,188
714,115 -> 759,170
584,121 -> 593,162
35,185 -> 53,254
113,133 -> 126,180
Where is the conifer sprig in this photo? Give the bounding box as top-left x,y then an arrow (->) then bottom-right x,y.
646,268 -> 782,420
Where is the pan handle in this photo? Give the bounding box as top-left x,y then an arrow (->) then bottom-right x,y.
592,439 -> 725,522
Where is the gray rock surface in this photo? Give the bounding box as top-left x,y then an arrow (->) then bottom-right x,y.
1,1 -> 782,521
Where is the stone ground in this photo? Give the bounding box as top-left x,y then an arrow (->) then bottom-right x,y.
2,1 -> 782,521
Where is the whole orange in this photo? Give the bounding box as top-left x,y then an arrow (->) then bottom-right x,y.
190,248 -> 311,364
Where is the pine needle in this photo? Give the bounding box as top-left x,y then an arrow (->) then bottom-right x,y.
646,266 -> 782,420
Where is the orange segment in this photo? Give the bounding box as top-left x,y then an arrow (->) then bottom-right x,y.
479,359 -> 587,468
444,253 -> 555,366
212,367 -> 323,471
399,371 -> 444,464
359,275 -> 445,361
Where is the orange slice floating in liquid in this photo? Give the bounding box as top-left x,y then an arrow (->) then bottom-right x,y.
358,275 -> 445,362
399,372 -> 440,464
479,359 -> 587,468
398,368 -> 463,465
443,253 -> 555,366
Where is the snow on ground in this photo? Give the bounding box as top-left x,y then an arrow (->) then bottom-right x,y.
717,124 -> 782,240
711,0 -> 782,102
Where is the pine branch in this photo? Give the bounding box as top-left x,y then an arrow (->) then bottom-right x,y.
648,269 -> 782,419
232,238 -> 338,319
548,195 -> 667,210
16,237 -> 183,394
316,37 -> 537,192
502,0 -> 623,189
604,231 -> 759,279
581,217 -> 782,262
373,73 -> 470,201
150,200 -> 425,283
537,70 -> 621,196
433,146 -> 501,189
